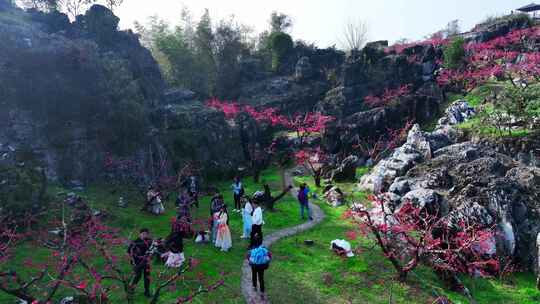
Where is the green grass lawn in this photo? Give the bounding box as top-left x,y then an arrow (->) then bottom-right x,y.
0,167 -> 305,304
2,167 -> 540,304
455,82 -> 536,140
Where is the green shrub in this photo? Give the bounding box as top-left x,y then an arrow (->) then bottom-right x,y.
268,31 -> 293,72
0,164 -> 47,215
443,37 -> 465,69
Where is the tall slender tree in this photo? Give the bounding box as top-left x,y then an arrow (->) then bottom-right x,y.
194,8 -> 216,96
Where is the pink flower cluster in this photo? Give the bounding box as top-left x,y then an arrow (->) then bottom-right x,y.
349,195 -> 501,279
364,84 -> 412,108
294,147 -> 326,166
207,98 -> 334,134
207,98 -> 288,126
437,26 -> 540,90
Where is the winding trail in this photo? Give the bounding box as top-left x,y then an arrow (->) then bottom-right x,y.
240,171 -> 326,304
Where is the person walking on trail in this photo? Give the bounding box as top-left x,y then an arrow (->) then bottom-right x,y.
250,192 -> 265,248
247,234 -> 272,300
128,228 -> 153,297
297,183 -> 313,221
241,197 -> 253,239
232,176 -> 244,212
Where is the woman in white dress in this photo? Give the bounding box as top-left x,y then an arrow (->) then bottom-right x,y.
241,198 -> 253,239
215,206 -> 232,251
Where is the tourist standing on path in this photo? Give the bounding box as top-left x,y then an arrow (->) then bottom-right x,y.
215,205 -> 232,251
241,198 -> 253,239
250,192 -> 265,248
232,176 -> 244,212
247,234 -> 272,300
297,183 -> 313,221
128,228 -> 153,297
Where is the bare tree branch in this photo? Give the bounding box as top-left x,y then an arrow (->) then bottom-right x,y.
339,19 -> 369,52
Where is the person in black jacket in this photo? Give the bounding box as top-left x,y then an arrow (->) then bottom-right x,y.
128,228 -> 153,297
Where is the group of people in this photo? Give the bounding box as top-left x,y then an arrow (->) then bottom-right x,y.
129,175 -> 314,299
143,176 -> 200,216
128,227 -> 185,297
208,177 -> 266,252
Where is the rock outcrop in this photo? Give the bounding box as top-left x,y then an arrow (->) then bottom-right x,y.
359,100 -> 475,193
463,13 -> 532,43
0,5 -> 164,183
360,100 -> 540,272
155,101 -> 245,178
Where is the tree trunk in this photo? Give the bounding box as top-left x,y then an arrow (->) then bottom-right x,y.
150,289 -> 161,304
253,168 -> 261,183
314,173 -> 321,188
397,270 -> 408,282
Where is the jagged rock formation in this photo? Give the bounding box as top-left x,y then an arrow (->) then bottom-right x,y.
317,42 -> 442,119
464,13 -> 533,43
359,101 -> 475,193
360,101 -> 540,272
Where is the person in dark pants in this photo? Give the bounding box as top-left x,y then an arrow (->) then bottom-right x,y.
128,228 -> 153,297
231,176 -> 244,212
297,183 -> 313,220
250,192 -> 265,248
247,234 -> 271,300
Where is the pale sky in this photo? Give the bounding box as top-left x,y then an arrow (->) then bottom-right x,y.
115,0 -> 530,47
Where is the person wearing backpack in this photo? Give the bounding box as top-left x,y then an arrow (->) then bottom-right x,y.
247,234 -> 271,299
297,183 -> 313,220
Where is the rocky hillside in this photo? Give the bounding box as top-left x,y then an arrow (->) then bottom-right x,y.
0,3 -> 165,183
359,13 -> 540,275
2,2 -> 539,225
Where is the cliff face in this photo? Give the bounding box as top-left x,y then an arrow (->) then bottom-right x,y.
0,4 -> 165,183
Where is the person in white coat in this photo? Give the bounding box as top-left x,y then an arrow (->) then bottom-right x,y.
250,192 -> 265,248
